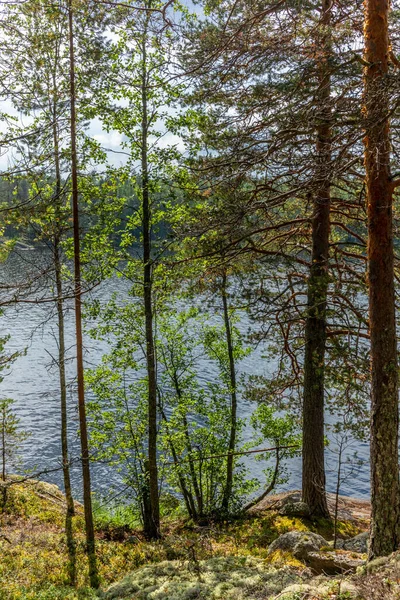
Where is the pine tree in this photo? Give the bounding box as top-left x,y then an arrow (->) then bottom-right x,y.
364,0 -> 400,558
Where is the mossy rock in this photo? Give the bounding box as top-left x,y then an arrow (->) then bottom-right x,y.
104,557 -> 310,599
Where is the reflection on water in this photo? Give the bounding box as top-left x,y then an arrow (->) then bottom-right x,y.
0,250 -> 370,501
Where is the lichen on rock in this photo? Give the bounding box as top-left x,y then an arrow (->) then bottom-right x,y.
104,556 -> 310,599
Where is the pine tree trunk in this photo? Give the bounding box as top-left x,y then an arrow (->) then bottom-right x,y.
141,29 -> 160,541
54,237 -> 76,586
364,0 -> 400,559
1,408 -> 5,482
302,0 -> 331,519
221,270 -> 237,514
68,2 -> 99,586
52,87 -> 76,586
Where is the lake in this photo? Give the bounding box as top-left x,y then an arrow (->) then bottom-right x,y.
0,249 -> 370,503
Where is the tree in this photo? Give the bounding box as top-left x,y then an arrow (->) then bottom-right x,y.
67,0 -> 99,586
302,0 -> 332,518
180,0 -> 366,517
364,0 -> 400,558
140,11 -> 160,539
220,269 -> 238,513
89,0 -> 190,538
0,398 -> 29,482
245,403 -> 301,511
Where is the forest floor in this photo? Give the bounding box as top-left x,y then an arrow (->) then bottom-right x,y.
249,490 -> 371,523
0,479 -> 398,600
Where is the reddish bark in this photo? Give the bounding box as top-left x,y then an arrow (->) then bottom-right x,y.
364,0 -> 400,558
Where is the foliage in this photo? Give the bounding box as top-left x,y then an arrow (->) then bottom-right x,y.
0,477 -> 369,599
0,400 -> 30,481
250,404 -> 301,492
87,308 -> 257,520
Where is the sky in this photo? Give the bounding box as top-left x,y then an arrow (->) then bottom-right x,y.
0,0 -> 194,174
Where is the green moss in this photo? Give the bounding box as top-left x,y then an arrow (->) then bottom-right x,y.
0,585 -> 99,600
0,482 -> 372,599
104,557 -> 307,600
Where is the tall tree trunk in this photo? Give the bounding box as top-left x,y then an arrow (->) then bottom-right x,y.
364,0 -> 400,559
68,2 -> 99,586
141,29 -> 160,540
54,236 -> 77,585
302,0 -> 331,519
1,407 -> 5,481
52,90 -> 76,586
221,270 -> 237,514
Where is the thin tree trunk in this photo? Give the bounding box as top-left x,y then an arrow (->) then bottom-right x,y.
1,408 -> 5,481
166,349 -> 202,517
364,0 -> 400,559
68,2 -> 99,586
302,0 -> 331,519
181,410 -> 203,516
159,405 -> 197,519
141,28 -> 160,540
333,439 -> 343,549
221,270 -> 237,514
54,237 -> 77,585
1,408 -> 6,510
52,88 -> 76,586
243,447 -> 280,511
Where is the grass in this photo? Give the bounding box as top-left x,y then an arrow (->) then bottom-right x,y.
0,479 -> 368,599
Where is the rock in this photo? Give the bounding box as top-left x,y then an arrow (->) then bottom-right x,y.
337,531 -> 369,554
366,556 -> 390,573
104,557 -> 309,599
279,578 -> 362,599
268,531 -> 328,559
334,581 -> 361,597
277,492 -> 302,508
268,531 -> 366,575
277,582 -> 314,599
306,550 -> 366,575
279,501 -> 311,518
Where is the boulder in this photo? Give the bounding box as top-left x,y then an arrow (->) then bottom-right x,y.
279,578 -> 362,599
306,550 -> 365,575
277,582 -> 314,599
104,557 -> 310,599
342,531 -> 369,554
279,501 -> 311,518
268,531 -> 366,575
365,555 -> 390,573
268,531 -> 327,560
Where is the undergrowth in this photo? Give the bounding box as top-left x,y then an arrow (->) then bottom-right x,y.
0,479 -> 368,599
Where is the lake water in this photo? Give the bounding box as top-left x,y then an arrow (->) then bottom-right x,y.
0,250 -> 370,503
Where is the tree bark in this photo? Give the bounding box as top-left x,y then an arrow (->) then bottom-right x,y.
52,81 -> 76,585
68,2 -> 99,586
160,405 -> 197,520
221,270 -> 237,514
141,27 -> 160,540
1,407 -> 5,482
54,228 -> 77,586
364,0 -> 400,559
302,0 -> 332,519
243,446 -> 280,511
171,370 -> 203,517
